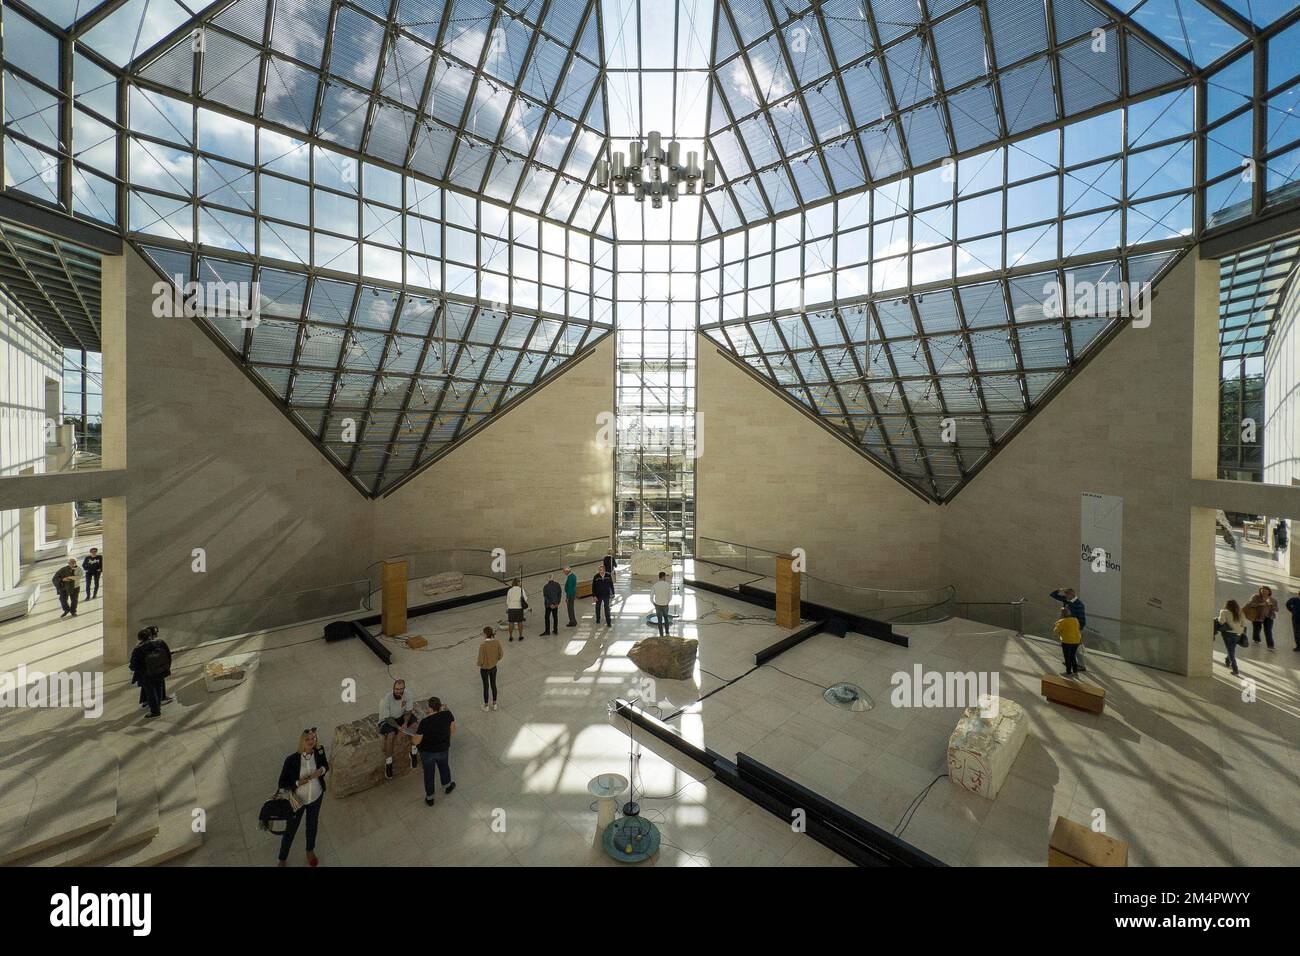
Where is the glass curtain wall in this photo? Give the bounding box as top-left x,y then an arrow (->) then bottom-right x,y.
615,244 -> 699,554
604,0 -> 712,555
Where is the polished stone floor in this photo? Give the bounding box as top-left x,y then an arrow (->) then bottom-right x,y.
1,556 -> 1295,866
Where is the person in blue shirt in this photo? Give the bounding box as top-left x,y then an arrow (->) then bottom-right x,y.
1050,588 -> 1087,673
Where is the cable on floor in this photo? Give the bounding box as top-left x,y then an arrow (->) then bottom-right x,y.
893,773 -> 949,838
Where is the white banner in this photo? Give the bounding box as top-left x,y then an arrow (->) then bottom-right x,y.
1080,492 -> 1122,647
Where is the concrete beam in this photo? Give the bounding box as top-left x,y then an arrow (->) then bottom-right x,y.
0,469 -> 129,511
1188,478 -> 1300,518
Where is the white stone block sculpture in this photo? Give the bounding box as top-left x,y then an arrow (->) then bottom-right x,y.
203,653 -> 259,692
946,696 -> 1027,800
420,571 -> 465,597
629,550 -> 673,578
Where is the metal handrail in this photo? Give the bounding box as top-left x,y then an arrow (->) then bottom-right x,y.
697,535 -> 958,600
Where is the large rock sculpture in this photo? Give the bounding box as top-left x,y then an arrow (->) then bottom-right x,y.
420,571 -> 464,597
946,696 -> 1027,800
627,636 -> 698,681
330,697 -> 432,797
203,653 -> 258,692
629,550 -> 673,578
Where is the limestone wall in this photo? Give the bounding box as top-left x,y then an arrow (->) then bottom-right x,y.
694,336 -> 942,590
374,335 -> 615,558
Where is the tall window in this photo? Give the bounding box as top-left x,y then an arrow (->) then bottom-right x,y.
1218,356 -> 1264,482
62,349 -> 103,456
615,244 -> 698,554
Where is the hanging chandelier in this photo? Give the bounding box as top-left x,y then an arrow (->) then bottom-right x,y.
597,132 -> 716,208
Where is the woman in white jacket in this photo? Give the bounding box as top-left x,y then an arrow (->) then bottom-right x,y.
1217,599 -> 1246,676
505,578 -> 528,642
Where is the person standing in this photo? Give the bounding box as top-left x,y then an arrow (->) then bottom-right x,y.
563,566 -> 578,627
1285,594 -> 1300,651
505,577 -> 527,642
1049,587 -> 1087,673
1217,599 -> 1247,676
276,728 -> 328,866
477,626 -> 503,711
53,558 -> 81,617
541,574 -> 562,635
651,571 -> 672,637
378,679 -> 418,780
411,697 -> 456,806
592,567 -> 613,627
129,626 -> 172,719
82,548 -> 103,600
603,548 -> 617,582
1245,585 -> 1278,649
1053,606 -> 1082,676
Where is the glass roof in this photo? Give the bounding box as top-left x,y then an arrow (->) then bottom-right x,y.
1218,232 -> 1300,359
1,0 -> 1296,500
700,0 -> 1195,233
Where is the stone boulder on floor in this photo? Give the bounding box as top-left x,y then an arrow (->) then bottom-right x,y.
628,550 -> 673,578
628,636 -> 698,681
330,698 -> 431,797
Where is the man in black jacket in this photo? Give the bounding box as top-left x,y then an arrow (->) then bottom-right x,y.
82,548 -> 103,599
53,558 -> 80,617
129,626 -> 172,718
592,568 -> 613,627
541,574 -> 562,635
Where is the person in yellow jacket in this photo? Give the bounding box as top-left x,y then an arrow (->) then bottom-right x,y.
477,626 -> 504,711
1053,605 -> 1082,677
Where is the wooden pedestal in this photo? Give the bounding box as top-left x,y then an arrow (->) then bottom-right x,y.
1048,815 -> 1128,866
775,555 -> 801,629
1041,674 -> 1105,714
381,560 -> 408,637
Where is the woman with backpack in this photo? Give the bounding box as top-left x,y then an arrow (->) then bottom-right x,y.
276,728 -> 329,867
1216,599 -> 1247,676
128,626 -> 173,719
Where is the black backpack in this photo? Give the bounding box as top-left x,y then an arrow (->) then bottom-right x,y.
142,640 -> 172,680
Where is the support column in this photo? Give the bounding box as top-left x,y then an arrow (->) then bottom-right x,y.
1185,256 -> 1223,678
381,560 -> 408,636
100,253 -> 128,665
775,554 -> 801,629
102,495 -> 129,666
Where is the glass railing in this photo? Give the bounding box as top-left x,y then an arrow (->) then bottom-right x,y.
362,537 -> 609,609
695,536 -> 956,624
147,578 -> 372,650
363,548 -> 505,610
954,600 -> 1026,635
1015,598 -> 1181,673
151,537 -> 613,649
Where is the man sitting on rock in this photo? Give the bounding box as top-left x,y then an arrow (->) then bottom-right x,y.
379,679 -> 419,780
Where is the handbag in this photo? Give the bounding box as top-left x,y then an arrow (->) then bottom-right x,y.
258,793 -> 296,834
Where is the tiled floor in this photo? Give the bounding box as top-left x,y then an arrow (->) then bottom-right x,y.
0,533 -> 104,677
2,556 -> 1295,866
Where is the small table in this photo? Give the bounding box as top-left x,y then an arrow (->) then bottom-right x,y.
587,773 -> 629,849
